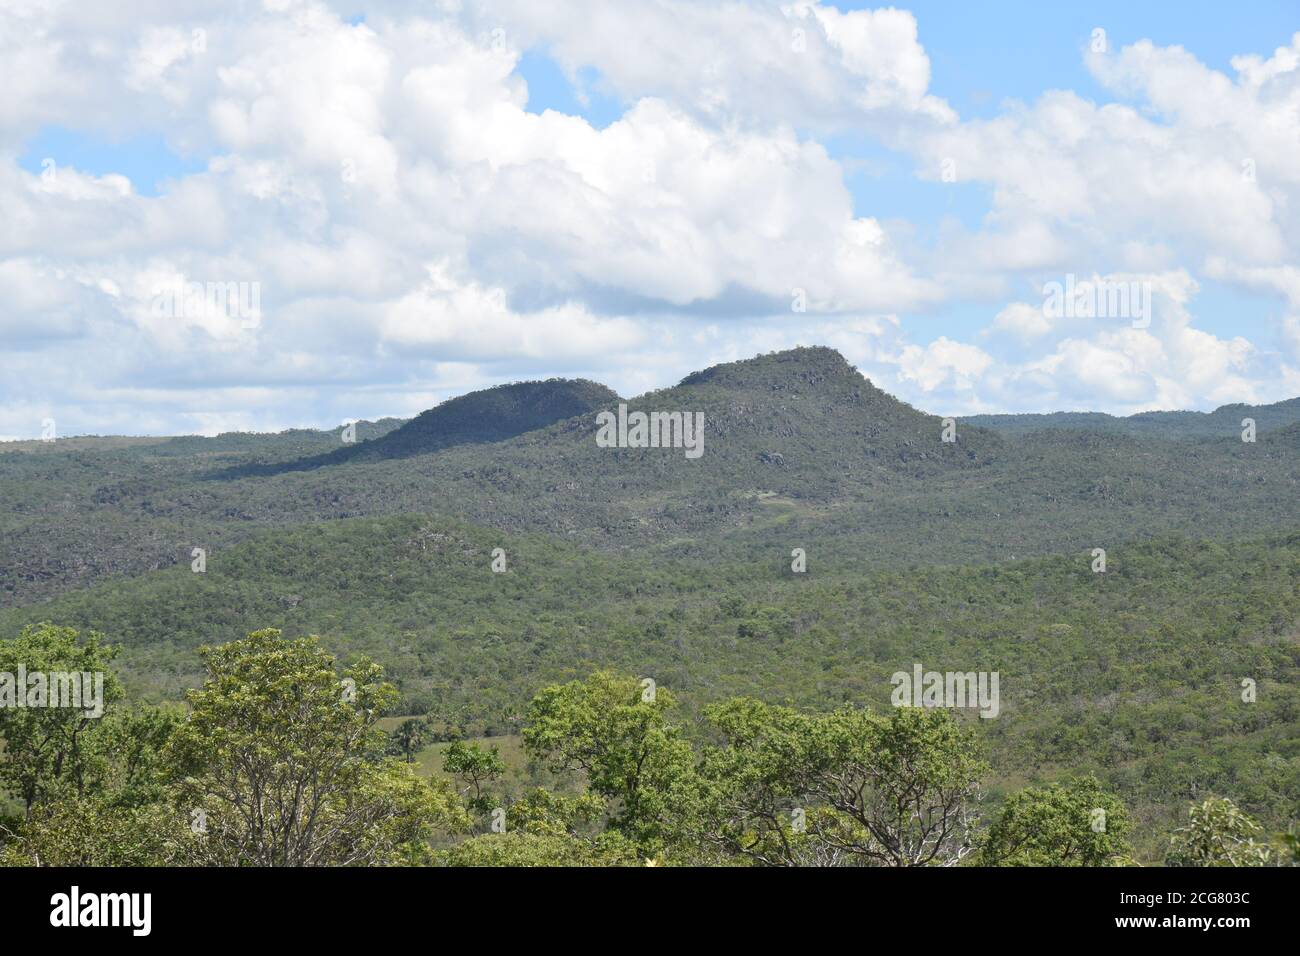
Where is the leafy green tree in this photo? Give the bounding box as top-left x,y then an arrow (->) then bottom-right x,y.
825,706 -> 986,866
1167,797 -> 1274,867
1278,827 -> 1299,866
388,717 -> 429,763
95,705 -> 186,808
442,740 -> 505,813
506,788 -> 606,839
981,777 -> 1133,866
165,628 -> 466,865
522,672 -> 696,854
0,795 -> 188,867
0,624 -> 124,815
693,698 -> 829,865
697,700 -> 986,866
1,702 -> 188,866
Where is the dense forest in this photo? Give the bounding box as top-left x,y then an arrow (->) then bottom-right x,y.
1,347 -> 1297,865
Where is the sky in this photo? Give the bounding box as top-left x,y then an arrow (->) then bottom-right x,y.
2,0 -> 1299,438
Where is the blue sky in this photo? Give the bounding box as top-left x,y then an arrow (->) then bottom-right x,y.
886,0 -> 1300,113
19,127 -> 209,197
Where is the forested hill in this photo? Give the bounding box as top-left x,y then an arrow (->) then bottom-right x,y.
213,378 -> 621,478
963,396 -> 1300,438
4,347 -> 1297,606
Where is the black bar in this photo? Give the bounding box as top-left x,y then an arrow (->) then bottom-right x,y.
0,865 -> 1283,941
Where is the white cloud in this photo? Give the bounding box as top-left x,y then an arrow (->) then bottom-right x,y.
908,33 -> 1300,292
894,336 -> 993,393
378,261 -> 646,360
970,273 -> 1271,414
467,0 -> 955,131
988,301 -> 1054,341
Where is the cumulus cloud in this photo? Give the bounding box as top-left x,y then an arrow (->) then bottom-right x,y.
963,273 -> 1275,414
912,32 -> 1300,282
467,0 -> 955,131
988,301 -> 1054,341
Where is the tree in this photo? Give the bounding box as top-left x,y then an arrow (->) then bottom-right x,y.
818,706 -> 984,866
505,788 -> 606,839
94,704 -> 186,809
0,624 -> 124,816
522,672 -> 695,853
697,700 -> 986,866
442,740 -> 505,813
388,718 -> 429,763
981,777 -> 1133,866
0,702 -> 188,866
1167,797 -> 1274,867
164,628 -> 466,865
694,698 -> 833,866
1278,827 -> 1299,866
0,795 -> 187,867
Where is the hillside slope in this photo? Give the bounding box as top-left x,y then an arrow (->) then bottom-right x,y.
3,512 -> 1296,857
2,348 -> 1298,607
964,396 -> 1300,438
215,378 -> 620,477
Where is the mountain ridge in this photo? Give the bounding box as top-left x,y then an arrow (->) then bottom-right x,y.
2,345 -> 1298,606
964,396 -> 1300,438
213,378 -> 620,478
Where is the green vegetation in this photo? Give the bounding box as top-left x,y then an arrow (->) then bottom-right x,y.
213,378 -> 619,478
1,346 -> 1297,865
1165,797 -> 1277,867
964,397 -> 1300,439
0,631 -> 1291,866
2,628 -> 467,866
0,625 -> 126,814
980,778 -> 1133,866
